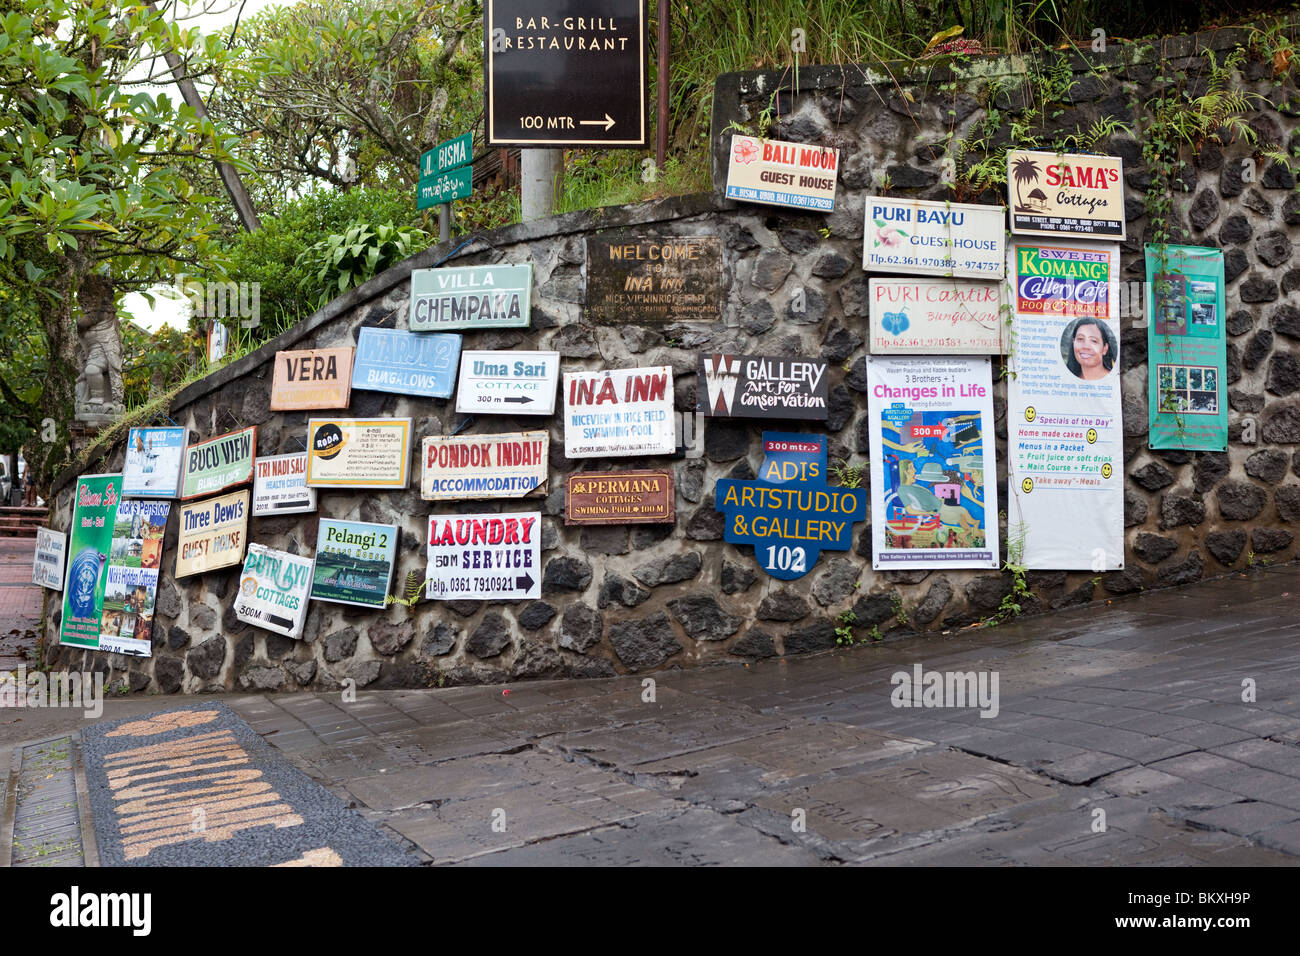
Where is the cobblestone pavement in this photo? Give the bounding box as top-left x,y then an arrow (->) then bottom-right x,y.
0,538 -> 41,671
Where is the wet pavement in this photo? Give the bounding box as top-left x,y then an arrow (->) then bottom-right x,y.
3,562 -> 1300,866
0,538 -> 41,671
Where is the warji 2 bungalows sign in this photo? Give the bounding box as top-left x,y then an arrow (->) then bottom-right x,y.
269,347 -> 354,410
180,427 -> 256,500
563,366 -> 675,458
697,354 -> 829,420
726,134 -> 838,212
421,431 -> 549,500
425,512 -> 541,601
351,327 -> 461,399
409,264 -> 532,331
1007,150 -> 1125,240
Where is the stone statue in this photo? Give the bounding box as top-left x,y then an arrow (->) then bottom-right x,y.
74,272 -> 125,422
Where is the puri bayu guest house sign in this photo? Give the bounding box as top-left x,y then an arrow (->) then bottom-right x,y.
715,433 -> 867,581
863,197 -> 1005,278
426,512 -> 541,601
697,354 -> 829,421
1008,150 -> 1125,239
726,135 -> 838,212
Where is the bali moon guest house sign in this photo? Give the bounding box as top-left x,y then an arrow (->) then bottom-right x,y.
566,470 -> 674,525
868,279 -> 1006,354
456,351 -> 560,415
305,418 -> 412,489
426,512 -> 542,601
351,327 -> 461,398
59,474 -> 120,650
714,434 -> 867,581
234,544 -> 313,638
180,426 -> 256,500
252,453 -> 317,515
421,432 -> 549,500
33,528 -> 67,590
563,366 -> 675,458
726,134 -> 839,212
409,264 -> 533,331
697,354 -> 829,421
863,198 -> 1006,278
310,520 -> 398,609
269,347 -> 354,410
122,427 -> 186,498
583,235 -> 721,324
175,489 -> 249,579
1007,150 -> 1125,239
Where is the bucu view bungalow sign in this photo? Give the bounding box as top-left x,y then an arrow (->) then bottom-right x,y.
1007,149 -> 1125,240
180,427 -> 256,500
409,264 -> 532,331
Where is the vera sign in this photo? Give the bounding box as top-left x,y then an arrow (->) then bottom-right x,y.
714,433 -> 867,581
1008,150 -> 1125,240
269,347 -> 354,410
180,427 -> 256,499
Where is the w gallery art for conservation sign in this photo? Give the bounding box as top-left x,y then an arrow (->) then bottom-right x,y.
426,512 -> 541,601
1008,150 -> 1125,240
409,264 -> 532,331
863,197 -> 1005,278
726,134 -> 838,212
584,234 -> 721,324
564,366 -> 674,458
421,432 -> 549,500
269,347 -> 354,410
697,354 -> 829,420
868,279 -> 1005,354
180,426 -> 256,499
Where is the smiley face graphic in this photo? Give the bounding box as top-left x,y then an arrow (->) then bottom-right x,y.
1101,462 -> 1113,479
1021,477 -> 1034,493
1024,406 -> 1037,423
1086,428 -> 1098,444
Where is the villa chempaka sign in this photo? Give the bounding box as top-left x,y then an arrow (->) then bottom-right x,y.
1007,150 -> 1125,240
863,198 -> 1005,278
409,264 -> 532,331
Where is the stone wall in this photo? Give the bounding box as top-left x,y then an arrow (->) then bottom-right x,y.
43,29 -> 1300,693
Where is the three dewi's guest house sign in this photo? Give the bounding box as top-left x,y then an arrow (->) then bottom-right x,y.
868,278 -> 1006,354
714,434 -> 867,581
409,264 -> 532,331
726,134 -> 838,212
563,366 -> 675,458
1007,150 -> 1125,240
310,519 -> 398,609
269,347 -> 354,410
180,426 -> 256,500
351,327 -> 461,398
234,544 -> 313,639
697,354 -> 829,420
863,198 -> 1005,278
425,512 -> 541,601
122,427 -> 186,498
175,489 -> 249,579
584,234 -> 721,324
252,453 -> 317,516
565,470 -> 674,525
306,418 -> 412,489
421,432 -> 549,500
456,350 -> 560,415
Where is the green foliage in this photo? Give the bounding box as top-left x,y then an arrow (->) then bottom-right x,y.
834,609 -> 858,646
828,457 -> 866,489
386,570 -> 426,609
120,320 -> 203,411
296,221 -> 428,309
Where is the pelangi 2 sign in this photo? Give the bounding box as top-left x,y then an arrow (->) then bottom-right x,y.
421,431 -> 548,500
175,489 -> 249,578
180,426 -> 256,500
310,519 -> 398,609
714,433 -> 866,581
234,544 -> 313,638
425,512 -> 541,601
1007,149 -> 1125,240
563,366 -> 675,458
697,354 -> 829,420
409,264 -> 532,331
305,418 -> 412,489
100,500 -> 170,656
59,474 -> 121,650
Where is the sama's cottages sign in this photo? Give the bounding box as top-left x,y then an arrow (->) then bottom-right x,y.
351,327 -> 461,399
409,264 -> 532,331
1007,150 -> 1125,240
714,433 -> 867,581
180,426 -> 256,500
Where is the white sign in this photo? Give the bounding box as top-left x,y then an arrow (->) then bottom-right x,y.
32,528 -> 66,590
252,453 -> 317,516
725,134 -> 838,212
425,512 -> 541,601
455,350 -> 560,415
421,432 -> 549,500
234,544 -> 314,638
122,428 -> 186,498
863,197 -> 1006,278
564,366 -> 675,458
868,278 -> 1006,354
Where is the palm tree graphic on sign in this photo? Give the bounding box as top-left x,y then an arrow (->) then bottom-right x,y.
1012,155 -> 1047,212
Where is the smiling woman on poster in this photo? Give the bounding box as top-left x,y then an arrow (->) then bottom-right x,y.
1061,316 -> 1117,381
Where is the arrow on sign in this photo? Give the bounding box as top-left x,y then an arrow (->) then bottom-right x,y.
579,113 -> 616,131
503,396 -> 533,404
516,572 -> 535,593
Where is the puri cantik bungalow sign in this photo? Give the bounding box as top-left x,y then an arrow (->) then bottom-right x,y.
1007,150 -> 1125,240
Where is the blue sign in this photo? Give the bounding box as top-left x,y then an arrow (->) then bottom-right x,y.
714,432 -> 867,580
351,327 -> 461,398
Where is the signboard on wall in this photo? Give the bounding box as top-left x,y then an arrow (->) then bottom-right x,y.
122,427 -> 186,498
725,134 -> 838,212
456,351 -> 560,415
697,354 -> 829,420
425,512 -> 541,600
868,278 -> 1006,354
99,500 -> 170,657
59,474 -> 121,650
566,470 -> 674,525
32,528 -> 66,591
305,418 -> 412,489
409,264 -> 532,331
421,431 -> 549,500
1006,239 -> 1124,570
584,234 -> 722,324
1146,245 -> 1228,451
484,0 -> 648,148
175,489 -> 249,579
866,356 -> 1000,569
563,366 -> 675,458
1007,149 -> 1125,240
235,544 -> 314,638
310,519 -> 398,609
269,347 -> 354,411
863,197 -> 1005,278
351,327 -> 461,398
252,453 -> 317,516
180,426 -> 256,500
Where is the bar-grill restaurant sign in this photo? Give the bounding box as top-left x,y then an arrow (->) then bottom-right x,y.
868,278 -> 1006,354
234,544 -> 313,639
566,470 -> 674,525
563,366 -> 675,458
715,433 -> 867,581
425,512 -> 541,601
269,347 -> 354,410
252,453 -> 317,516
409,264 -> 532,331
305,418 -> 412,489
697,354 -> 829,420
351,327 -> 461,398
180,426 -> 256,500
421,431 -> 549,500
725,134 -> 838,212
456,350 -> 560,415
175,489 -> 249,578
1007,149 -> 1125,240
863,197 -> 1005,278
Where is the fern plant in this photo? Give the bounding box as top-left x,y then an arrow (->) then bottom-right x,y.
385,570 -> 425,609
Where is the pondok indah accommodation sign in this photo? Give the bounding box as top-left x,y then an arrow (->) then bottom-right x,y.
421,431 -> 549,500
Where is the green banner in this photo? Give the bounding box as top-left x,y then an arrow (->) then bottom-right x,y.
419,132 -> 472,178
1146,245 -> 1227,451
59,474 -> 122,650
417,166 -> 473,209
